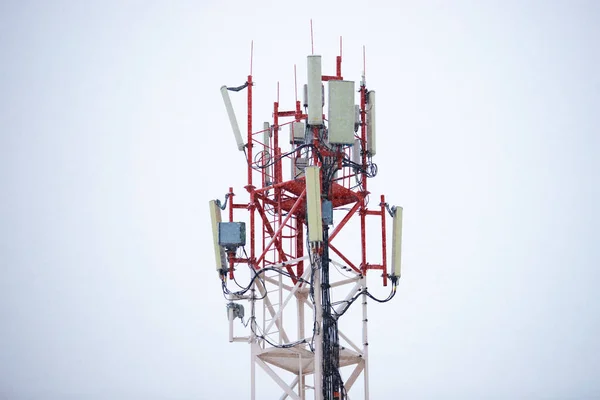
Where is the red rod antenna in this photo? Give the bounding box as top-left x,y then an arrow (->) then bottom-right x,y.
250,40 -> 254,76
310,19 -> 314,55
336,36 -> 343,78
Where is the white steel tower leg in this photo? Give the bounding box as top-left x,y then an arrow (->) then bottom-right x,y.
251,286 -> 257,400
297,291 -> 307,400
251,343 -> 256,400
362,275 -> 370,399
228,293 -> 235,343
313,258 -> 323,400
279,265 -> 284,345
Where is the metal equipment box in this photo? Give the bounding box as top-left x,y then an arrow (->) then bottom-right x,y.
322,200 -> 333,225
290,121 -> 306,144
218,222 -> 246,250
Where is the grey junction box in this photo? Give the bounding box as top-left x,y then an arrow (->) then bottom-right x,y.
218,222 -> 246,250
322,200 -> 333,225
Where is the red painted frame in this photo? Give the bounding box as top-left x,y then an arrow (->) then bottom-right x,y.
225,46 -> 389,287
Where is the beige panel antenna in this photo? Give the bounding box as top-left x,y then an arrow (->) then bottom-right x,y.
366,90 -> 376,156
307,55 -> 323,126
305,166 -> 323,242
209,200 -> 227,271
328,80 -> 355,144
392,206 -> 403,277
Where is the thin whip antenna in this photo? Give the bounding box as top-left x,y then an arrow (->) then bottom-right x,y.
294,64 -> 298,102
250,40 -> 254,75
310,19 -> 314,54
277,81 -> 280,104
340,36 -> 342,57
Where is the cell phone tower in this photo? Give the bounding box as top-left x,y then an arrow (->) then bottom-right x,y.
209,36 -> 404,400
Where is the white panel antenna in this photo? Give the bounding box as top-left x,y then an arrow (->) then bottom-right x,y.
220,85 -> 245,151
263,122 -> 271,149
328,80 -> 355,145
209,200 -> 227,271
263,122 -> 272,185
352,138 -> 361,165
290,121 -> 305,144
392,206 -> 403,277
307,55 -> 323,125
305,166 -> 323,242
366,90 -> 376,156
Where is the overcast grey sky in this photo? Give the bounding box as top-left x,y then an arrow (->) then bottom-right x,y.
1,1 -> 599,399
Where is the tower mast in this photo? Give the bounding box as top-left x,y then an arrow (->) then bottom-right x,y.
210,36 -> 404,400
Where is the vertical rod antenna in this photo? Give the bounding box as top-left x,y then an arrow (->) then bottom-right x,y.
250,40 -> 254,76
337,36 -> 343,78
310,19 -> 314,55
277,81 -> 280,104
294,64 -> 298,103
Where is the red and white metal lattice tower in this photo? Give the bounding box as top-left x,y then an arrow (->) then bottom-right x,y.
210,37 -> 403,400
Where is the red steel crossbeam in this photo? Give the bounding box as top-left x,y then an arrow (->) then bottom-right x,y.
255,189 -> 306,268
329,243 -> 360,274
277,110 -> 307,119
230,51 -> 389,288
254,201 -> 298,283
328,201 -> 362,243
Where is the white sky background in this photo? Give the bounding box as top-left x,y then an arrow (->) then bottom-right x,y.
1,1 -> 599,399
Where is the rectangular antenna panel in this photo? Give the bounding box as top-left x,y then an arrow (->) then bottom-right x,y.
305,166 -> 323,242
392,206 -> 403,277
220,86 -> 245,151
366,90 -> 376,156
307,55 -> 323,125
290,121 -> 305,144
328,80 -> 355,145
209,200 -> 227,271
263,122 -> 271,150
263,122 -> 272,186
352,138 -> 361,165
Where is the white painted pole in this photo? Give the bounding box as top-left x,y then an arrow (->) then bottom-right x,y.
279,265 -> 283,345
251,286 -> 256,400
299,352 -> 304,400
362,275 -> 370,399
228,295 -> 234,343
297,292 -> 306,400
313,256 -> 323,400
251,342 -> 256,400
